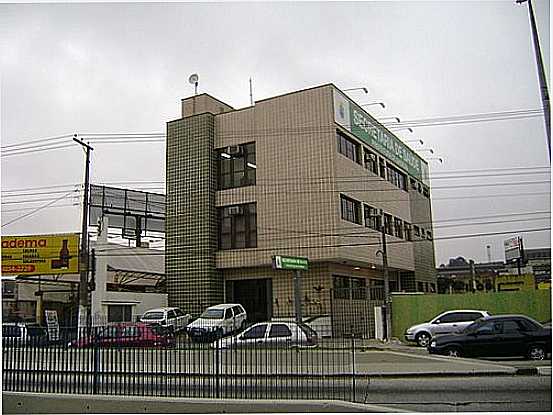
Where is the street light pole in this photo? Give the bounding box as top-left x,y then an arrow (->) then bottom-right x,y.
73,135 -> 94,329
375,211 -> 391,342
517,0 -> 551,162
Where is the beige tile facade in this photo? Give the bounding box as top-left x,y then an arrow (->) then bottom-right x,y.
166,83 -> 437,322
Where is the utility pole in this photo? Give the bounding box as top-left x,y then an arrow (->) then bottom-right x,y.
73,135 -> 94,329
375,211 -> 391,342
517,0 -> 551,162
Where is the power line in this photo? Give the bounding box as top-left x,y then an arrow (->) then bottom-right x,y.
1,107 -> 546,154
1,133 -> 74,150
89,227 -> 550,257
1,190 -> 79,228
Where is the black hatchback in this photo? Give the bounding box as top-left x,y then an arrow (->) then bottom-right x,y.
427,314 -> 551,360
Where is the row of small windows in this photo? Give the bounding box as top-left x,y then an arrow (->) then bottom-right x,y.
336,130 -> 429,197
340,194 -> 432,241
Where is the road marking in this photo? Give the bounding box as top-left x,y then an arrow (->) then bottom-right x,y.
384,350 -> 516,370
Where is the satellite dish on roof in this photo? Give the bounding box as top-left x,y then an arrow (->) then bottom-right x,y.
188,74 -> 199,95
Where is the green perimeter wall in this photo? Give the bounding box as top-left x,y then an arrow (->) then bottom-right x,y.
391,290 -> 551,339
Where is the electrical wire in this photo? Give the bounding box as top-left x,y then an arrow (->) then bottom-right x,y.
1,189 -> 80,228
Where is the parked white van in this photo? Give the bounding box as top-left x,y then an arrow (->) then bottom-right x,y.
187,303 -> 247,342
140,307 -> 191,333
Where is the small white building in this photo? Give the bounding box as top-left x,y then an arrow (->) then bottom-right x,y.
2,223 -> 167,326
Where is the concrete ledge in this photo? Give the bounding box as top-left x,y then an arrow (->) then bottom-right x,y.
2,392 -> 403,413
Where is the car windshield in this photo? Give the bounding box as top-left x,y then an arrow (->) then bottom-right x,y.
142,312 -> 164,320
200,309 -> 224,319
463,320 -> 483,333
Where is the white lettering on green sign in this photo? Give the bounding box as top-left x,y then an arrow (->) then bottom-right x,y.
334,88 -> 427,182
273,256 -> 309,270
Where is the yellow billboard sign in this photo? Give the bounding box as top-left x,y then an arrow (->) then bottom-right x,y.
1,234 -> 80,275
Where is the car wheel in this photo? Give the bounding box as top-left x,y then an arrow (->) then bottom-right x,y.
527,344 -> 546,361
416,332 -> 431,347
445,346 -> 461,358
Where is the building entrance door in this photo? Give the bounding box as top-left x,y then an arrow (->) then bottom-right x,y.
226,279 -> 272,323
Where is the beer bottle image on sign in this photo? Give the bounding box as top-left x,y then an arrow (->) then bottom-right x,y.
51,239 -> 70,269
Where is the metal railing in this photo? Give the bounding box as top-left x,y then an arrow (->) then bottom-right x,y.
3,322 -> 365,402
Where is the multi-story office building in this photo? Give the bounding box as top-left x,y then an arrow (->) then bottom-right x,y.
166,84 -> 437,335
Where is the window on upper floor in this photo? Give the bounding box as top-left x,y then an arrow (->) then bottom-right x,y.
426,230 -> 433,240
336,131 -> 360,164
340,195 -> 362,225
394,217 -> 404,239
384,214 -> 393,235
218,203 -> 257,250
364,204 -> 381,231
217,143 -> 256,190
386,163 -> 407,191
379,158 -> 386,179
404,222 -> 412,241
423,186 -> 430,198
363,149 -> 378,175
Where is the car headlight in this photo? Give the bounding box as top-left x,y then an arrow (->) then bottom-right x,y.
430,341 -> 436,348
405,329 -> 413,335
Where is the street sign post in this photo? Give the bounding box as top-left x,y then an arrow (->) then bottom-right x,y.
272,256 -> 308,323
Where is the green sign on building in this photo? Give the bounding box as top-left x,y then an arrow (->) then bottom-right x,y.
333,87 -> 429,184
272,255 -> 309,271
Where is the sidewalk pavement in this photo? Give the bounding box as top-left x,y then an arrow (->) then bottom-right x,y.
344,338 -> 551,378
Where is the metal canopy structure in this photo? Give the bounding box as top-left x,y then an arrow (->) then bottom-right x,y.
89,185 -> 166,245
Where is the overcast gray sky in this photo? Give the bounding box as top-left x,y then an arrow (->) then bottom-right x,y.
1,1 -> 550,266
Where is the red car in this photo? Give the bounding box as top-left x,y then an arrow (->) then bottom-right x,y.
69,323 -> 175,348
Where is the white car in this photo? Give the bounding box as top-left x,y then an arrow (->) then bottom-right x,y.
187,303 -> 247,342
140,307 -> 191,333
405,310 -> 490,347
218,321 -> 318,349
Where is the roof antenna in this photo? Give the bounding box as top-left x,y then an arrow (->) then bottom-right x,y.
249,77 -> 254,106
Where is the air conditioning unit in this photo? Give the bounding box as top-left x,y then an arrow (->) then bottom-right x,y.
227,145 -> 242,156
228,206 -> 244,216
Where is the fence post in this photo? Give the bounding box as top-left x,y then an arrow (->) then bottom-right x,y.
92,329 -> 99,394
215,336 -> 220,399
351,325 -> 356,402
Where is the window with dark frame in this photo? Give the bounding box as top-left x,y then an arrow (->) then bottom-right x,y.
217,143 -> 256,190
384,214 -> 393,235
394,217 -> 404,238
218,203 -> 257,250
340,194 -> 361,224
351,277 -> 367,300
364,204 -> 381,230
414,225 -> 420,237
363,149 -> 378,174
336,131 -> 360,163
333,276 -> 350,299
379,158 -> 386,178
386,163 -> 407,191
404,222 -> 412,241
333,276 -> 367,300
107,305 -> 132,323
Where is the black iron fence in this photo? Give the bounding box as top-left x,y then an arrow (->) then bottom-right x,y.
3,322 -> 369,402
